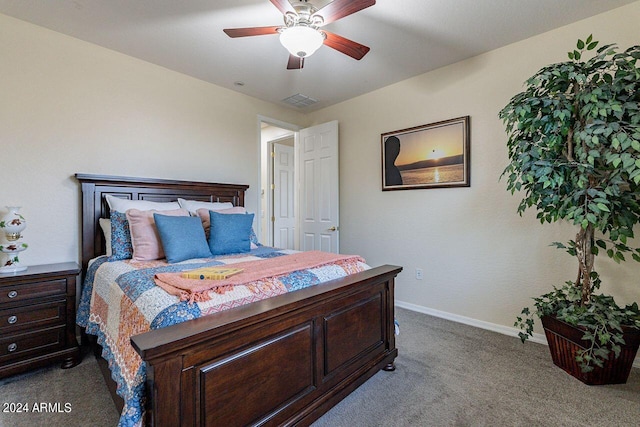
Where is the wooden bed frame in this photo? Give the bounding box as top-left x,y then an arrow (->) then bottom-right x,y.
75,173 -> 401,427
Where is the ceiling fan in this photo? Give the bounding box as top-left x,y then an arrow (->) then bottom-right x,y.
223,0 -> 375,69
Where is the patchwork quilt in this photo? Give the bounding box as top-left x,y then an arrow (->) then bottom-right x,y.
76,246 -> 368,427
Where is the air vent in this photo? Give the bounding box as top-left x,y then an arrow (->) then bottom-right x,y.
282,93 -> 318,108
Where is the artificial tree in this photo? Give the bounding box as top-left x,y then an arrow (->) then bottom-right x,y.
499,36 -> 640,375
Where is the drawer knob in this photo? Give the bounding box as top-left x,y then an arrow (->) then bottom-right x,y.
8,343 -> 17,352
7,290 -> 18,299
8,315 -> 17,324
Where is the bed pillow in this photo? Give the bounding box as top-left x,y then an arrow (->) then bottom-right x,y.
197,208 -> 260,248
208,211 -> 255,255
154,214 -> 212,263
126,208 -> 189,261
106,194 -> 180,213
195,207 -> 247,237
178,198 -> 233,214
108,211 -> 133,261
99,218 -> 112,256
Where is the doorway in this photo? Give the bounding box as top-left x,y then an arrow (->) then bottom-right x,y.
258,117 -> 340,253
259,118 -> 298,248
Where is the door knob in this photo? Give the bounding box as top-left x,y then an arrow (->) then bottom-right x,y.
328,226 -> 338,232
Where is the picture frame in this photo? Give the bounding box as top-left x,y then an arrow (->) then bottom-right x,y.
381,116 -> 470,190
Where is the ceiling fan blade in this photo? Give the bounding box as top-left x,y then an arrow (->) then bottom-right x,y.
313,0 -> 375,26
323,31 -> 370,60
287,54 -> 304,70
223,26 -> 281,38
270,0 -> 295,15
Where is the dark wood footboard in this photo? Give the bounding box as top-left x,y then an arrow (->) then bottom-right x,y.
131,265 -> 401,427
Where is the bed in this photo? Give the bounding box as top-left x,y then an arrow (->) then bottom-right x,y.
75,173 -> 401,426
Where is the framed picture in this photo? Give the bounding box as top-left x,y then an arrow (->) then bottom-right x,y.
381,116 -> 470,190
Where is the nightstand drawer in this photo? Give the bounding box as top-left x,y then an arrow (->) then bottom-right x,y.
0,300 -> 66,334
0,325 -> 66,362
0,279 -> 67,304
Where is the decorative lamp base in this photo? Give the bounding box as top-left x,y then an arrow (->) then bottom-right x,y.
0,264 -> 27,274
0,242 -> 28,274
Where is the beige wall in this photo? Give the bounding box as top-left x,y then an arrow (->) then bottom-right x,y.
0,13 -> 306,265
309,2 -> 640,330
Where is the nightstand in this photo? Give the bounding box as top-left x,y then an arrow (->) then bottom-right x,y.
0,262 -> 81,378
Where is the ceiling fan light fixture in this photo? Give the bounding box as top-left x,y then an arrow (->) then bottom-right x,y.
279,26 -> 324,58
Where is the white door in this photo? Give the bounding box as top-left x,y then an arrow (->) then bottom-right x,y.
299,120 -> 339,253
272,142 -> 295,249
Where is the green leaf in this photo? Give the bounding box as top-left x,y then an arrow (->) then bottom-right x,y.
587,41 -> 598,51
577,39 -> 585,49
596,203 -> 610,212
623,156 -> 635,168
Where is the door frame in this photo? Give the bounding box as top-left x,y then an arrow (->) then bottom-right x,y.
257,115 -> 300,247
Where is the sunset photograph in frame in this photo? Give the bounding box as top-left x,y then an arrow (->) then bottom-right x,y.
381,116 -> 470,190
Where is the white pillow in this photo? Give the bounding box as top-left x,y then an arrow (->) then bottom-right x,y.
177,198 -> 234,213
99,217 -> 112,256
105,194 -> 180,213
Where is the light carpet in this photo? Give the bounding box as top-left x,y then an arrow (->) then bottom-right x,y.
1,307 -> 638,426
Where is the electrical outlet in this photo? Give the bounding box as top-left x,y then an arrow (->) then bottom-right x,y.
416,268 -> 423,280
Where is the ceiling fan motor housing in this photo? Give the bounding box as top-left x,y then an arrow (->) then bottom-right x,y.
284,1 -> 323,28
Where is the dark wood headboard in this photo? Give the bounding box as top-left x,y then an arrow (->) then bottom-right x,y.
75,174 -> 249,275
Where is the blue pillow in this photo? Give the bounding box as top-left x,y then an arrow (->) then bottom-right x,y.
208,211 -> 255,255
108,211 -> 132,261
154,214 -> 212,263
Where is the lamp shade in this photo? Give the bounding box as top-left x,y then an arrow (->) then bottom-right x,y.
279,26 -> 324,58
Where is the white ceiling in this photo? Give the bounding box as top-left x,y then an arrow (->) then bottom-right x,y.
1,0 -> 636,111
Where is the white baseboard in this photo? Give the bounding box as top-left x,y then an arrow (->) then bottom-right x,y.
395,300 -> 640,368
